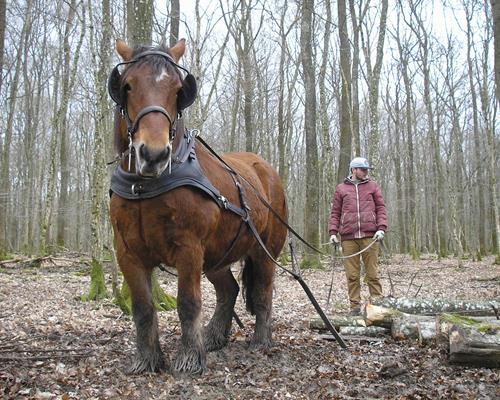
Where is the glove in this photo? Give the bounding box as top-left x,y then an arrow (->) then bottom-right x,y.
373,230 -> 385,241
329,234 -> 340,245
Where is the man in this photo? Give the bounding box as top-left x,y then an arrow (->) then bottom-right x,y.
328,157 -> 387,315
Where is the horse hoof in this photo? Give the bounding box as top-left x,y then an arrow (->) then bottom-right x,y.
172,348 -> 206,376
126,354 -> 167,374
248,338 -> 273,352
204,332 -> 228,352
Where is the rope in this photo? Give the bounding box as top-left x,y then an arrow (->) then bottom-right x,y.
328,239 -> 379,260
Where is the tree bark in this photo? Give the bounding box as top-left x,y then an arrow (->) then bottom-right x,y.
449,324 -> 500,368
361,0 -> 388,171
492,0 -> 500,107
0,0 -> 6,92
372,297 -> 500,316
56,0 -> 77,248
336,0 -> 352,184
169,0 -> 180,47
0,0 -> 33,255
300,0 -> 320,267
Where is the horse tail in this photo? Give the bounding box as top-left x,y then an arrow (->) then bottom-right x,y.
241,257 -> 256,315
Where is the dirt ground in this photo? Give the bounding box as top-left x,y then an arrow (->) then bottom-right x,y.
0,253 -> 499,399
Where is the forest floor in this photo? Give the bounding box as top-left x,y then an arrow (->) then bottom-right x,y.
0,252 -> 499,399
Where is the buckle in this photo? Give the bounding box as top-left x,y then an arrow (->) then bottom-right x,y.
131,183 -> 144,196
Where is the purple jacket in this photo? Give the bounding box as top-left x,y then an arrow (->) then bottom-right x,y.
328,178 -> 387,240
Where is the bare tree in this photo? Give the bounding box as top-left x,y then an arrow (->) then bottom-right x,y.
360,0 -> 388,171
300,0 -> 320,267
336,0 -> 352,184
492,0 -> 500,106
169,0 -> 180,47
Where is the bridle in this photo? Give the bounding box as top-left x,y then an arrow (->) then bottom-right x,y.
108,49 -> 197,171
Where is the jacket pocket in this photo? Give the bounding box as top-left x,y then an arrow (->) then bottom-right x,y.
340,212 -> 355,235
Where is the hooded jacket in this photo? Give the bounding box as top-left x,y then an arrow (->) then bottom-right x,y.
328,177 -> 387,241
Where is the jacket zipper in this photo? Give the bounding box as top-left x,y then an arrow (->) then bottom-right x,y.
355,184 -> 361,238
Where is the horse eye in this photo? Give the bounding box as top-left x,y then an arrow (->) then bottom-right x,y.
124,83 -> 131,92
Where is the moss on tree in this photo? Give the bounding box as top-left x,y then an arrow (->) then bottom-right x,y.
115,271 -> 176,315
81,258 -> 108,302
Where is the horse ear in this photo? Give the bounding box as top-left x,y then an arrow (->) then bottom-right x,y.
116,39 -> 133,61
170,38 -> 186,62
177,73 -> 197,111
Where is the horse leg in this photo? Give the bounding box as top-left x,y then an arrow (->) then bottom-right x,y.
172,249 -> 206,375
242,254 -> 275,350
204,268 -> 239,351
120,259 -> 166,373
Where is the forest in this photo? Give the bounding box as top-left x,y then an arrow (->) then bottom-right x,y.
0,0 -> 499,265
1,0 -> 500,398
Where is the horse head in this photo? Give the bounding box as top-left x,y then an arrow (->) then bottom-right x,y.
108,39 -> 197,177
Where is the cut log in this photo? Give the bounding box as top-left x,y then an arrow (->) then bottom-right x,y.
364,304 -> 406,328
438,314 -> 500,338
391,314 -> 436,343
309,314 -> 366,331
449,324 -> 500,368
339,326 -> 389,336
372,297 -> 499,316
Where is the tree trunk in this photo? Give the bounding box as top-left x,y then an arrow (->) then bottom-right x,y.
336,0 -> 352,184
83,0 -> 110,301
481,2 -> 500,260
127,0 -> 153,46
396,11 -> 418,258
300,0 -> 320,267
118,0 -> 175,310
169,0 -> 180,47
492,0 -> 500,107
371,297 -> 500,316
0,0 -> 33,255
318,0 -> 333,244
0,0 -> 6,92
362,0 -> 388,171
465,2 -> 486,257
56,0 -> 77,248
449,324 -> 500,368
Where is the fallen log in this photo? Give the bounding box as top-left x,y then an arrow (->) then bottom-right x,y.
364,304 -> 405,328
391,314 -> 436,343
309,314 -> 366,331
449,324 -> 500,368
438,314 -> 500,338
339,326 -> 389,337
372,297 -> 499,316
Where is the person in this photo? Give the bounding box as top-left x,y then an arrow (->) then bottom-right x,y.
328,157 -> 387,316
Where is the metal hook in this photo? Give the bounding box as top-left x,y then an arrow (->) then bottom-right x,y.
128,134 -> 133,171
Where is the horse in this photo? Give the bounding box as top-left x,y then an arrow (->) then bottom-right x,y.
108,38 -> 288,375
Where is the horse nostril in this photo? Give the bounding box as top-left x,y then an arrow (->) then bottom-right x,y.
139,143 -> 150,162
156,146 -> 171,163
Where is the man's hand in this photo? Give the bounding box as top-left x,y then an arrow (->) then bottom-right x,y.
329,234 -> 340,245
373,230 -> 385,241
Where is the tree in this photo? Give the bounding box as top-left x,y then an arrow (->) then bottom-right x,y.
169,0 -> 180,47
492,0 -> 500,106
300,0 -> 320,268
336,0 -> 352,184
82,0 -> 110,302
360,0 -> 388,172
117,0 -> 176,311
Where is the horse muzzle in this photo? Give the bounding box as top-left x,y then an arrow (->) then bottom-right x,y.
136,143 -> 172,178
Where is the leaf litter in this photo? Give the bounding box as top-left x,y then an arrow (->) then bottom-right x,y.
0,253 -> 499,399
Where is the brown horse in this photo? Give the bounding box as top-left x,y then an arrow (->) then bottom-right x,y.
108,39 -> 287,375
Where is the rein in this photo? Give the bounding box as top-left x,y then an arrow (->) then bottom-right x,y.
196,136 -> 325,256
329,239 -> 378,259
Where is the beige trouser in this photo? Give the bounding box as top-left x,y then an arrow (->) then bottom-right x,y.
341,238 -> 383,309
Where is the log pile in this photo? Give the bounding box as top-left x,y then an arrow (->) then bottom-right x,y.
310,297 -> 500,368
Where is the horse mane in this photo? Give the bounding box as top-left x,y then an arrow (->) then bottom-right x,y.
113,43 -> 176,154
